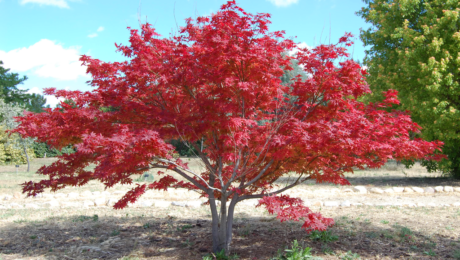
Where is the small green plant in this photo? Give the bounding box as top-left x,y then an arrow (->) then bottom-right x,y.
29,235 -> 37,239
73,214 -> 98,222
321,244 -> 334,254
308,230 -> 338,244
453,249 -> 460,259
380,220 -> 389,224
181,239 -> 194,248
340,251 -> 360,260
398,226 -> 413,242
177,224 -> 194,232
110,230 -> 120,236
420,240 -> 437,249
423,249 -> 436,256
271,240 -> 320,260
202,249 -> 239,260
143,223 -> 151,229
382,230 -> 393,239
399,227 -> 412,236
364,232 -> 378,239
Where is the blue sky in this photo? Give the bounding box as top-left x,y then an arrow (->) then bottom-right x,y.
0,0 -> 369,107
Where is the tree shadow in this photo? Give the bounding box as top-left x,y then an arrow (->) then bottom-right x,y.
0,209 -> 459,259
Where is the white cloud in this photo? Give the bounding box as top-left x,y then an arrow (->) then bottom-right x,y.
0,39 -> 88,81
19,0 -> 70,8
267,0 -> 298,7
288,42 -> 311,56
26,87 -> 65,107
87,26 -> 104,38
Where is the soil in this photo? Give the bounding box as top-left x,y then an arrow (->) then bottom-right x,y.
0,159 -> 460,259
0,205 -> 459,260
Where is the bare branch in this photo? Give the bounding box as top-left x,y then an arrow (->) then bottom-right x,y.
151,157 -> 221,192
238,174 -> 312,201
239,159 -> 274,190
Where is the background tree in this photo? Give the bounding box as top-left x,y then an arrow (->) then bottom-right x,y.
0,61 -> 48,113
280,56 -> 308,85
0,99 -> 35,170
0,61 -> 29,105
33,142 -> 75,158
357,0 -> 460,177
15,1 -> 442,255
26,93 -> 48,113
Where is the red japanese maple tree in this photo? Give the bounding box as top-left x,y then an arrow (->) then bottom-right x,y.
15,1 -> 442,254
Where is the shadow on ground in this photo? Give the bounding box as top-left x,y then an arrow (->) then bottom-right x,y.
1,209 -> 459,259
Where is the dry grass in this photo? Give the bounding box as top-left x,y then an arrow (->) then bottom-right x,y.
0,205 -> 459,259
1,158 -> 460,259
3,158 -> 458,196
0,158 -> 208,195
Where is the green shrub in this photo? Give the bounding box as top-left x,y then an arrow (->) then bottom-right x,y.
202,249 -> 239,260
0,126 -> 35,164
453,249 -> 460,259
169,139 -> 201,157
33,142 -> 75,158
271,240 -> 321,260
308,230 -> 339,244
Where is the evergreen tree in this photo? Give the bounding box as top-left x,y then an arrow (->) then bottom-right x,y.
0,60 -> 48,112
0,61 -> 30,105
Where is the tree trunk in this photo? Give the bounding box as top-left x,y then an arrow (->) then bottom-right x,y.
210,194 -> 239,255
22,142 -> 30,172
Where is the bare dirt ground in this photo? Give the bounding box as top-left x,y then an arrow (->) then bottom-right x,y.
0,158 -> 459,260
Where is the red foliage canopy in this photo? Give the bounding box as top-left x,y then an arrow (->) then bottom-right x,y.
14,1 -> 442,232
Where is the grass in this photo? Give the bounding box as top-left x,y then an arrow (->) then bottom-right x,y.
340,251 -> 361,260
203,249 -> 239,260
453,249 -> 460,259
308,230 -> 339,244
0,158 -> 453,197
1,158 -> 459,259
271,240 -> 320,260
0,158 -> 210,195
2,204 -> 456,259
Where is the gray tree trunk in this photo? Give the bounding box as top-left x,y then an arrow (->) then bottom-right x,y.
22,141 -> 30,172
210,194 -> 239,254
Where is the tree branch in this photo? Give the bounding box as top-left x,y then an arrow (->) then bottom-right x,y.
238,174 -> 312,201
151,157 -> 220,192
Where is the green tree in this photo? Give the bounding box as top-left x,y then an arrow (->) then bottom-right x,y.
0,61 -> 48,112
33,142 -> 75,158
0,99 -> 35,170
27,93 -> 48,113
358,0 -> 460,177
280,56 -> 308,85
0,61 -> 30,105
